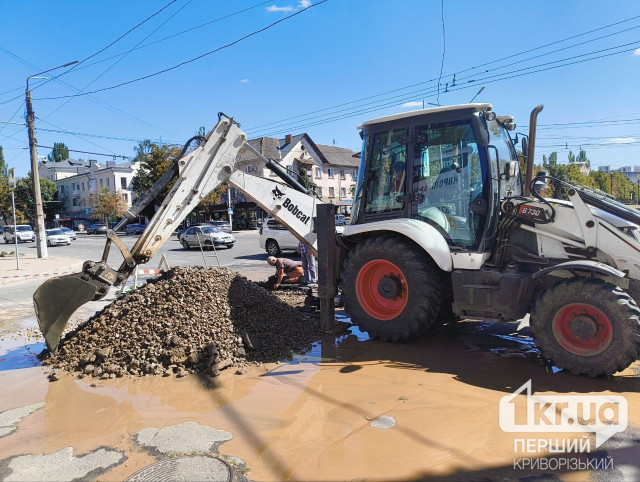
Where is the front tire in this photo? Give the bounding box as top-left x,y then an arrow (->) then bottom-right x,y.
530,278 -> 640,377
227,244 -> 234,249
340,234 -> 442,342
265,239 -> 281,257
181,239 -> 190,250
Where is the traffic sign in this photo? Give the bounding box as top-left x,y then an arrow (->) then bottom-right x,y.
8,168 -> 15,190
228,208 -> 234,215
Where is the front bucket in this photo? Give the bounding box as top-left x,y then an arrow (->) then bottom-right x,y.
33,273 -> 99,353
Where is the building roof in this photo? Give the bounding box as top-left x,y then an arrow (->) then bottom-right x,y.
357,103 -> 493,128
238,137 -> 281,162
315,144 -> 360,167
40,158 -> 102,170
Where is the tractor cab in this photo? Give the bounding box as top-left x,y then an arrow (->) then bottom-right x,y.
352,103 -> 520,252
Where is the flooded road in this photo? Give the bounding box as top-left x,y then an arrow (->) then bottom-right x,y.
1,301 -> 639,480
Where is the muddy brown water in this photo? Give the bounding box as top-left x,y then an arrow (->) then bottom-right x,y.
1,305 -> 639,480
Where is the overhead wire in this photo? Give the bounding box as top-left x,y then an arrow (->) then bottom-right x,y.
245,16 -> 640,132
42,0 -> 195,120
248,37 -> 640,135
256,42 -> 640,137
0,47 -> 180,138
436,0 -> 445,105
34,0 -> 329,101
61,0 -> 274,75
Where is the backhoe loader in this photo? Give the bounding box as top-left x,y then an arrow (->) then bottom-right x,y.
34,106 -> 640,377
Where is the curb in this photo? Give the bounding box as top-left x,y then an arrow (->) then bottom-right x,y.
0,263 -> 84,286
0,266 -> 165,286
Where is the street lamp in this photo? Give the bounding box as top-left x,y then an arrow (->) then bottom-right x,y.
26,60 -> 77,259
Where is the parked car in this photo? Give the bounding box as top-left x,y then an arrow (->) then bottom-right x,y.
125,224 -> 146,235
45,229 -> 71,247
179,226 -> 235,249
335,214 -> 347,226
3,225 -> 35,243
211,221 -> 232,233
86,224 -> 108,234
259,217 -> 345,256
60,227 -> 77,240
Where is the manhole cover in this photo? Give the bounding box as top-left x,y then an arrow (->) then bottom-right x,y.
125,455 -> 232,481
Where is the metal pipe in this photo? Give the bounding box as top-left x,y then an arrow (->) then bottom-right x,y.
525,104 -> 544,196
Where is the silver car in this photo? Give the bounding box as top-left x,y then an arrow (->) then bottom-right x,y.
60,227 -> 77,240
179,226 -> 235,249
45,229 -> 71,246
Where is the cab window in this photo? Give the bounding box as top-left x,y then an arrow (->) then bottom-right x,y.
364,128 -> 408,214
487,119 -> 520,197
411,122 -> 485,248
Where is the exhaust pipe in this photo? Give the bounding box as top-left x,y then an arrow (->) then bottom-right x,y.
524,104 -> 544,196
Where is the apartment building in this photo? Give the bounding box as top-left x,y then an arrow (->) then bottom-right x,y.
39,159 -> 139,222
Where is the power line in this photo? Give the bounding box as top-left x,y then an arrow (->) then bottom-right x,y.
256,41 -> 640,137
245,15 -> 640,132
436,0 -> 445,106
62,0 -> 274,75
0,47 -> 181,138
248,33 -> 640,134
0,101 -> 25,138
36,117 -> 117,155
36,145 -> 129,159
42,0 -> 194,120
34,0 -> 329,101
33,0 -> 180,93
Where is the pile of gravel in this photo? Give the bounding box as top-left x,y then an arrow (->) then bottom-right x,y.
42,267 -> 320,379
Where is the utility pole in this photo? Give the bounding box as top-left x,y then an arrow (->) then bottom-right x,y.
25,60 -> 78,259
25,88 -> 47,258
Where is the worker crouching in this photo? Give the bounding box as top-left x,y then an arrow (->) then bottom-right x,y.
267,256 -> 304,289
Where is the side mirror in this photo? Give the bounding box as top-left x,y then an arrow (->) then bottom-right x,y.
504,161 -> 518,180
533,170 -> 549,194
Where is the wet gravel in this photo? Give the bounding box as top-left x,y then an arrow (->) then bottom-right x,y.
42,267 -> 320,379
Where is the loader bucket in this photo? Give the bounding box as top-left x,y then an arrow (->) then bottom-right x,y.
33,273 -> 100,353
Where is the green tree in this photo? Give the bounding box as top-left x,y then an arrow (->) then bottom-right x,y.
576,149 -> 590,168
131,140 -> 181,218
11,176 -> 58,223
568,151 -> 576,163
542,151 -> 557,168
590,170 -> 610,194
91,187 -> 127,224
46,142 -> 70,162
0,145 -> 7,178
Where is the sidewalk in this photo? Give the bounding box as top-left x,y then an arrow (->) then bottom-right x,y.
0,253 -> 84,286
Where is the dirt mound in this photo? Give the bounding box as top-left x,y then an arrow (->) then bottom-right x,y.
43,267 -> 320,378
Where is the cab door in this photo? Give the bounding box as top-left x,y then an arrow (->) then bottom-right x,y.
410,121 -> 488,251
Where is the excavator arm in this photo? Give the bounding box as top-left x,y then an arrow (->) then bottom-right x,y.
34,115 -> 322,352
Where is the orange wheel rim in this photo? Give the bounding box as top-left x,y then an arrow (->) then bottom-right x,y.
355,259 -> 408,320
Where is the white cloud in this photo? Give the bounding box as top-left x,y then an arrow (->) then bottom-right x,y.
401,101 -> 422,108
239,79 -> 249,83
607,137 -> 637,144
633,48 -> 640,56
266,1 -> 311,13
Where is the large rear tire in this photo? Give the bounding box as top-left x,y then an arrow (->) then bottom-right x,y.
340,234 -> 442,342
530,277 -> 640,377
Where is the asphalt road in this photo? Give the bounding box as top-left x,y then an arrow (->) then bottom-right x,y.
12,229 -> 278,271
2,230 -> 295,304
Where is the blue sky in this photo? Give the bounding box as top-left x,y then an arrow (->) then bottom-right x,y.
1,0 -> 639,177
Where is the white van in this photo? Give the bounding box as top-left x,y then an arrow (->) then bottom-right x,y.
259,217 -> 345,256
4,225 -> 35,243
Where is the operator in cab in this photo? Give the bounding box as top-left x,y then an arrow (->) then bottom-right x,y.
267,256 -> 304,289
